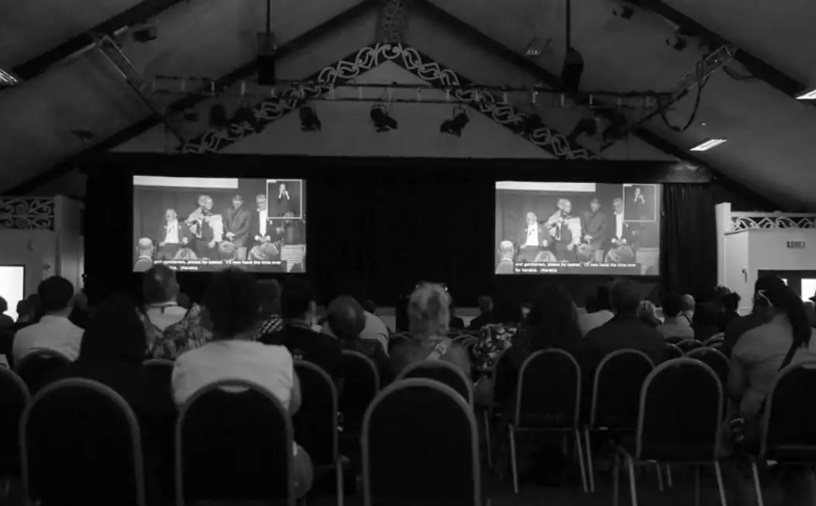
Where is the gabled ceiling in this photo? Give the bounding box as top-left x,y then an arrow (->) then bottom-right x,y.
0,0 -> 815,209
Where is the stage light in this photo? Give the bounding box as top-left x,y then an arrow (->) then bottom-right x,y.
440,107 -> 469,136
209,104 -> 230,129
797,88 -> 816,100
370,104 -> 397,132
299,104 -> 321,132
0,67 -> 19,88
132,24 -> 158,43
567,116 -> 598,144
561,47 -> 585,93
690,138 -> 727,151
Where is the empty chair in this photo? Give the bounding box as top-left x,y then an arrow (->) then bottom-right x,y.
509,349 -> 587,493
294,361 -> 344,506
176,379 -> 296,505
15,349 -> 71,395
664,343 -> 683,360
21,378 -> 147,506
585,349 -> 654,492
0,368 -> 29,478
686,347 -> 730,389
396,360 -> 473,405
613,358 -> 725,506
362,379 -> 481,506
677,339 -> 704,354
339,350 -> 380,437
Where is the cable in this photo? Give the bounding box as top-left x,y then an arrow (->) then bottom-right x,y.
659,60 -> 707,133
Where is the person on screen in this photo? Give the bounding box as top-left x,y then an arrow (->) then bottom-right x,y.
516,212 -> 554,263
156,209 -> 191,261
605,197 -> 636,264
273,183 -> 294,218
250,194 -> 271,247
546,199 -> 582,262
581,197 -> 608,262
134,238 -> 154,272
186,195 -> 220,260
496,241 -> 515,274
224,194 -> 252,260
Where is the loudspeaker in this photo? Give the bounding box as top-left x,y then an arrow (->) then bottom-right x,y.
257,32 -> 277,85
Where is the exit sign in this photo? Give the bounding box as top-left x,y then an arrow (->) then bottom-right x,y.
787,241 -> 806,249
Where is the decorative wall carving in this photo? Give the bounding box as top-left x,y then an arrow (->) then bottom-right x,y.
0,198 -> 56,230
729,214 -> 816,232
179,43 -> 598,161
377,0 -> 411,43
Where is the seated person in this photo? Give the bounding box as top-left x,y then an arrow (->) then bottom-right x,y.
516,212 -> 557,263
657,292 -> 695,340
261,279 -> 343,381
134,238 -> 154,272
718,292 -> 742,332
139,266 -> 212,359
389,283 -> 471,377
471,295 -> 522,372
578,286 -> 614,336
692,302 -> 721,343
326,296 -> 391,385
172,268 -> 312,497
255,279 -> 284,338
679,294 -> 695,326
156,209 -> 192,261
13,276 -> 83,364
468,296 -> 496,331
637,300 -> 661,328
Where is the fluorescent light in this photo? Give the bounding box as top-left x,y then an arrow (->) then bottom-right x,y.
797,88 -> 816,100
0,68 -> 19,88
690,138 -> 727,151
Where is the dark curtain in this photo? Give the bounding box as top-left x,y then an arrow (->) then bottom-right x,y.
660,184 -> 717,298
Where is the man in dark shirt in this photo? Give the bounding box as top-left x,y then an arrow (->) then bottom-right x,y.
584,279 -> 666,371
720,275 -> 785,357
261,279 -> 342,380
468,296 -> 495,330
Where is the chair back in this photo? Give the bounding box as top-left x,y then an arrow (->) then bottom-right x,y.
677,339 -> 703,353
590,349 -> 654,430
21,378 -> 147,506
339,350 -> 380,436
637,358 -> 722,462
15,349 -> 70,394
664,336 -> 685,345
761,361 -> 816,463
293,361 -> 339,466
514,349 -> 581,429
176,379 -> 294,505
664,343 -> 683,360
0,368 -> 28,473
703,333 -> 725,346
397,360 -> 474,405
362,379 -> 481,506
686,347 -> 730,388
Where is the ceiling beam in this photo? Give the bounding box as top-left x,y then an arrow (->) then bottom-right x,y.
638,0 -> 812,104
4,0 -> 378,195
13,0 -> 191,80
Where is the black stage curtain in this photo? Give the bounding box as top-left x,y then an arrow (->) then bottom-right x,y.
660,184 -> 717,298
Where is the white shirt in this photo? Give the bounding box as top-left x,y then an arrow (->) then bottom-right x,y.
657,318 -> 695,340
13,315 -> 83,364
172,340 -> 294,409
362,311 -> 390,353
164,221 -> 179,244
578,310 -> 614,336
525,226 -> 539,247
144,303 -> 187,331
259,209 -> 268,237
615,212 -> 624,239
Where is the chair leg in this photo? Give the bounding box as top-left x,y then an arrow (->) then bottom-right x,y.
509,425 -> 519,495
694,465 -> 701,506
574,429 -> 588,493
584,428 -> 595,493
713,461 -> 727,506
482,410 -> 492,468
336,460 -> 344,506
625,453 -> 638,506
665,464 -> 673,487
613,450 -> 621,506
655,462 -> 664,492
751,460 -> 765,506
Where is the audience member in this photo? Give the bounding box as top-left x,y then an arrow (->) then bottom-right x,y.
679,293 -> 695,326
657,292 -> 694,340
13,276 -> 82,364
468,296 -> 496,330
471,295 -> 522,372
68,292 -> 90,329
389,283 -> 471,376
139,266 -> 212,359
255,279 -> 284,338
0,297 -> 14,332
449,300 -> 466,330
512,284 -> 583,364
805,300 -> 816,328
360,306 -> 390,353
362,299 -> 377,315
578,286 -> 613,336
636,300 -> 661,327
721,275 -> 784,357
262,279 -> 342,380
15,295 -> 42,330
327,296 -> 391,384
691,302 -> 721,342
718,292 -> 741,332
172,268 -> 312,497
584,279 -> 665,369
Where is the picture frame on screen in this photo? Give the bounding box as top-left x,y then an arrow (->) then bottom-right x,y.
495,181 -> 660,276
132,176 -> 306,273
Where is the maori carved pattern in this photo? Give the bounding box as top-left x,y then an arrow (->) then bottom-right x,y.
378,0 -> 411,43
730,215 -> 816,232
0,198 -> 55,230
180,43 -> 598,160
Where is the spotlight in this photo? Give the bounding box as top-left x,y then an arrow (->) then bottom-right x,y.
232,102 -> 260,130
561,47 -> 585,93
440,107 -> 469,137
209,104 -> 230,129
370,104 -> 397,132
567,116 -> 598,144
132,24 -> 158,43
666,32 -> 688,51
299,105 -> 321,132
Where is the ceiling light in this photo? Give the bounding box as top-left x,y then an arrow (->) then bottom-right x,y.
440,107 -> 469,137
370,104 -> 397,132
0,67 -> 19,88
299,105 -> 321,132
796,88 -> 816,100
690,138 -> 727,151
561,47 -> 584,93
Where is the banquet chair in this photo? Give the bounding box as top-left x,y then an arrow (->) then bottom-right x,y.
0,368 -> 29,480
686,348 -> 730,391
703,334 -> 725,347
509,349 -> 587,493
480,348 -> 514,468
339,350 -> 381,438
175,379 -> 295,505
664,343 -> 683,360
21,378 -> 147,506
677,339 -> 704,354
753,361 -> 816,506
584,349 -> 654,492
294,361 -> 344,506
397,360 -> 474,405
15,349 -> 70,394
664,336 -> 685,346
613,358 -> 725,506
362,379 -> 482,506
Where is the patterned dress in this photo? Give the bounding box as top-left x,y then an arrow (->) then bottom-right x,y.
471,323 -> 519,372
140,303 -> 213,359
